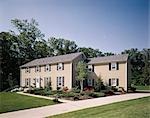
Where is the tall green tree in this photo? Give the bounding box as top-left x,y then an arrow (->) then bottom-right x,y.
141,48 -> 150,85
11,18 -> 45,60
0,32 -> 19,91
78,47 -> 104,58
76,61 -> 88,92
121,48 -> 149,85
48,37 -> 78,55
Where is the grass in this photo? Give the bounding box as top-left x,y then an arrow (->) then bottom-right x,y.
0,92 -> 56,113
135,85 -> 150,90
49,96 -> 150,118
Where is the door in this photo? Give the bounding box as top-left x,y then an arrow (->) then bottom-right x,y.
36,78 -> 40,88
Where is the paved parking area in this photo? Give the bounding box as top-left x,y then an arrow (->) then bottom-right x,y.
0,93 -> 150,118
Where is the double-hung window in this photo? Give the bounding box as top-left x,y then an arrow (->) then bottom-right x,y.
25,67 -> 30,73
57,77 -> 64,87
57,63 -> 64,70
25,78 -> 30,87
109,78 -> 119,86
87,79 -> 93,86
35,66 -> 41,72
45,64 -> 51,72
88,65 -> 94,72
109,62 -> 119,70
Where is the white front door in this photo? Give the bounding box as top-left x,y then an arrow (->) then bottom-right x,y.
36,78 -> 40,88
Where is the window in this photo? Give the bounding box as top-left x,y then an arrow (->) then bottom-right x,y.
88,65 -> 94,72
109,78 -> 119,86
111,63 -> 116,70
25,67 -> 30,73
45,65 -> 51,72
35,66 -> 41,72
88,79 -> 93,86
25,78 -> 30,87
57,63 -> 64,70
44,77 -> 51,87
109,62 -> 119,70
35,78 -> 41,88
57,76 -> 64,87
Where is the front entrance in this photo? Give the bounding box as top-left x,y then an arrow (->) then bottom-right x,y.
36,78 -> 41,88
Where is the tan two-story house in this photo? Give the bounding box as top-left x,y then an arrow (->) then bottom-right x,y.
20,52 -> 85,90
20,52 -> 131,91
88,54 -> 131,91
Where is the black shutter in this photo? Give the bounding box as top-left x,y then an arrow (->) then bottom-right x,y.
29,78 -> 31,86
92,65 -> 94,72
62,77 -> 64,86
109,63 -> 111,71
117,62 -> 119,70
49,65 -> 51,71
116,78 -> 119,86
57,64 -> 58,70
92,79 -> 94,86
62,63 -> 64,70
109,79 -> 111,86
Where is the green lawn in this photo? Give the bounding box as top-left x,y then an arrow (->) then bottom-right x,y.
0,92 -> 56,113
49,97 -> 150,118
135,85 -> 150,90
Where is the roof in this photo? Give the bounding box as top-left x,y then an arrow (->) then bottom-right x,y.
20,52 -> 83,68
88,54 -> 128,65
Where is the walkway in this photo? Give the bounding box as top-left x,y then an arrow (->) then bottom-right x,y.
0,93 -> 150,118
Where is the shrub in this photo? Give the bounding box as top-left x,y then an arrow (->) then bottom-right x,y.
57,87 -> 61,90
89,92 -> 105,98
105,91 -> 115,96
73,96 -> 79,101
63,87 -> 69,92
111,86 -> 118,92
61,92 -> 78,98
33,88 -> 44,95
84,86 -> 94,92
26,89 -> 35,94
71,87 -> 80,93
50,90 -> 63,95
128,87 -> 136,92
80,92 -> 86,96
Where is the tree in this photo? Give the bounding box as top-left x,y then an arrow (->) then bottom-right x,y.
76,61 -> 88,92
0,32 -> 20,91
94,75 -> 103,92
141,48 -> 150,85
78,47 -> 104,58
11,18 -> 45,60
103,52 -> 114,56
0,19 -> 46,91
48,37 -> 78,55
34,40 -> 51,58
121,48 -> 149,85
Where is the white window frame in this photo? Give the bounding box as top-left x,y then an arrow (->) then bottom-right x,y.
88,79 -> 93,86
57,63 -> 64,70
35,66 -> 41,72
109,78 -> 119,86
25,78 -> 30,87
88,65 -> 94,72
111,63 -> 117,70
57,76 -> 64,87
45,64 -> 51,72
25,67 -> 30,73
111,78 -> 117,86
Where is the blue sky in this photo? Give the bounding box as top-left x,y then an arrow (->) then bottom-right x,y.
0,0 -> 149,53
